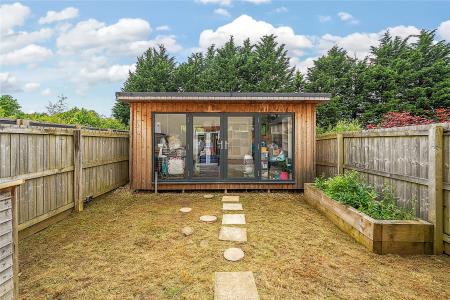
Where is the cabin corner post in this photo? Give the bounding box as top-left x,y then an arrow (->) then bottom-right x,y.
428,124 -> 444,255
73,129 -> 83,212
129,103 -> 134,191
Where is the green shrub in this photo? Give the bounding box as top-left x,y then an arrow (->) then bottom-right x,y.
317,119 -> 362,136
313,171 -> 415,220
25,108 -> 127,130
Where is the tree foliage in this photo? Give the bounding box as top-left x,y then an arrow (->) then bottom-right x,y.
114,35 -> 298,124
0,94 -> 126,130
0,95 -> 23,118
46,94 -> 68,115
306,30 -> 450,128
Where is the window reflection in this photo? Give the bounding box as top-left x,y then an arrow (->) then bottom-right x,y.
260,114 -> 293,180
154,114 -> 186,179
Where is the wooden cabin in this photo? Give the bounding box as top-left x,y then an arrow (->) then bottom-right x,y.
117,92 -> 330,191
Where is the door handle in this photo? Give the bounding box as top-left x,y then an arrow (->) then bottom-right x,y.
224,141 -> 228,150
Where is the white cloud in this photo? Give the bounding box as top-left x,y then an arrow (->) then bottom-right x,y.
0,2 -> 31,34
244,0 -> 271,4
1,28 -> 53,53
23,82 -> 40,92
39,7 -> 79,24
156,25 -> 170,31
41,88 -> 51,96
56,18 -> 182,56
214,8 -> 230,17
79,64 -> 136,84
319,15 -> 331,23
197,0 -> 231,6
318,32 -> 379,58
273,7 -> 288,13
0,44 -> 53,66
57,18 -> 151,54
197,0 -> 270,4
0,72 -> 21,93
290,57 -> 316,74
337,11 -> 359,25
316,25 -> 421,59
126,35 -> 183,55
385,25 -> 420,41
55,56 -> 136,94
437,20 -> 450,40
199,15 -> 312,55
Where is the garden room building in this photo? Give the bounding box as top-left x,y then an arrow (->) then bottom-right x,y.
117,92 -> 330,191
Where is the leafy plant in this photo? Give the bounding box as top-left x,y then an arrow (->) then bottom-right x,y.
317,119 -> 362,136
367,109 -> 450,129
313,171 -> 415,220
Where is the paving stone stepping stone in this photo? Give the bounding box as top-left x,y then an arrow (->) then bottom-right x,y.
179,207 -> 192,213
204,194 -> 214,199
214,272 -> 260,300
223,247 -> 245,262
181,226 -> 194,236
200,215 -> 217,223
219,226 -> 247,242
222,203 -> 243,211
222,214 -> 246,225
222,195 -> 240,202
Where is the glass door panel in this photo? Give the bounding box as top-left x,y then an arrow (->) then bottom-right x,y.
260,114 -> 293,180
192,116 -> 221,178
227,116 -> 255,179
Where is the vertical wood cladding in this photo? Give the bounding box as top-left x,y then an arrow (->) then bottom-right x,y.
130,101 -> 317,190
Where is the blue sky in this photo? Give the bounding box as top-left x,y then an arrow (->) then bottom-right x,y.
1,1 -> 449,116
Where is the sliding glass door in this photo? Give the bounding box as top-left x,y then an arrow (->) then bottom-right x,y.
226,116 -> 256,179
192,116 -> 222,178
153,113 -> 293,182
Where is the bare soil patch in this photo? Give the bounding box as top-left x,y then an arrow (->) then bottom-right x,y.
20,188 -> 450,299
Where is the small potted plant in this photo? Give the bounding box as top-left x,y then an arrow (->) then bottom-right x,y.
279,160 -> 289,180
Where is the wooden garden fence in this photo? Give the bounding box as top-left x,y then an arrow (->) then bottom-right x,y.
0,120 -> 129,238
316,123 -> 450,255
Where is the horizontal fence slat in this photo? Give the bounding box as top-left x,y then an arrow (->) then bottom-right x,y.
344,165 -> 429,186
0,166 -> 74,183
82,157 -> 129,169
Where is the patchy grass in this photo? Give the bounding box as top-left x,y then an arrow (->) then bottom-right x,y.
20,188 -> 450,299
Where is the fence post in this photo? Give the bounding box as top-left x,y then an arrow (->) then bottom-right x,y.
73,129 -> 84,212
428,125 -> 443,255
337,133 -> 344,175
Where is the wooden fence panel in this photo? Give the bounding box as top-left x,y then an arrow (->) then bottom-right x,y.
81,132 -> 129,199
0,123 -> 129,237
316,136 -> 338,178
0,180 -> 22,299
444,133 -> 450,253
345,134 -> 430,219
316,123 -> 450,255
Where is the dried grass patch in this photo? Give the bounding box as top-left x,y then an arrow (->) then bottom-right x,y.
20,188 -> 450,299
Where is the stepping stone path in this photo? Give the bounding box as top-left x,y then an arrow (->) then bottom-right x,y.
222,203 -> 243,211
223,247 -> 245,262
222,195 -> 240,202
204,194 -> 214,199
179,207 -> 192,213
222,214 -> 246,225
214,195 -> 260,299
214,272 -> 260,300
200,215 -> 217,223
219,226 -> 247,242
181,226 -> 194,236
